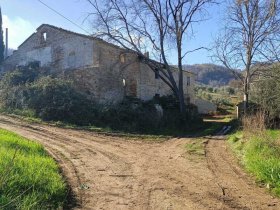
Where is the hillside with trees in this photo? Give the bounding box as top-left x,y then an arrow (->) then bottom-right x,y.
183,64 -> 238,86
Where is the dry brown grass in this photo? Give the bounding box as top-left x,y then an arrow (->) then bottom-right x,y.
242,111 -> 266,137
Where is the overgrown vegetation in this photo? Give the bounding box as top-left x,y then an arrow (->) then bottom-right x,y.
0,128 -> 66,209
228,113 -> 280,196
251,66 -> 280,128
0,65 -> 203,135
195,84 -> 241,115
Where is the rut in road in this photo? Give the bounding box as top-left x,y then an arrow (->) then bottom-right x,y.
0,115 -> 278,210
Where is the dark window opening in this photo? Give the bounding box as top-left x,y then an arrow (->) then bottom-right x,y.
28,61 -> 40,69
155,93 -> 160,98
155,69 -> 159,79
187,76 -> 191,86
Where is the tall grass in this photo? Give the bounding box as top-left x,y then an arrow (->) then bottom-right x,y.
242,111 -> 266,135
229,113 -> 280,196
0,129 -> 66,209
244,132 -> 280,195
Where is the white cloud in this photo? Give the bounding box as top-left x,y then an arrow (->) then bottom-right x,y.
2,15 -> 36,49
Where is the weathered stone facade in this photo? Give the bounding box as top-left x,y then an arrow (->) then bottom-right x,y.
195,98 -> 217,114
3,24 -> 195,103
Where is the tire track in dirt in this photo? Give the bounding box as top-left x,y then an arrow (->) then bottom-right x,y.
0,115 -> 279,209
205,136 -> 279,210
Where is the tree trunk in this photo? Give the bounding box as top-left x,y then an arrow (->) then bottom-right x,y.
243,75 -> 249,115
177,37 -> 186,114
178,89 -> 186,114
243,92 -> 249,115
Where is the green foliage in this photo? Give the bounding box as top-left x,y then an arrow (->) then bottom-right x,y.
26,77 -> 98,125
228,130 -> 280,196
0,128 -> 66,209
0,69 -> 98,125
0,64 -> 40,87
95,96 -> 201,134
97,97 -> 158,132
195,84 -> 239,114
226,87 -> 235,95
251,66 -> 280,124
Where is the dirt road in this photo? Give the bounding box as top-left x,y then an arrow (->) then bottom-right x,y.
0,115 -> 278,210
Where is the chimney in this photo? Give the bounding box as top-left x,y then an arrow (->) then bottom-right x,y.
5,28 -> 8,58
144,51 -> 149,58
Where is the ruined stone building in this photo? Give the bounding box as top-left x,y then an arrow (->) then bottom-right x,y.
3,24 -> 195,104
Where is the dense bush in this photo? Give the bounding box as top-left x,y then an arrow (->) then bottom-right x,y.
251,66 -> 280,126
95,96 -> 201,133
28,77 -> 98,124
97,97 -> 160,132
0,71 -> 98,125
0,62 -> 40,87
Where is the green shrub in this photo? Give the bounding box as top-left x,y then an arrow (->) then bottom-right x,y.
251,65 -> 280,125
95,96 -> 201,134
97,97 -> 159,132
26,77 -> 98,125
0,63 -> 40,87
0,75 -> 98,126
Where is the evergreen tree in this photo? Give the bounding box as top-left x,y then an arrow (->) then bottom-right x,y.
0,7 -> 4,64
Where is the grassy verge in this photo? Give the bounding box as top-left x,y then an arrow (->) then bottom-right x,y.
0,128 -> 66,209
228,129 -> 280,196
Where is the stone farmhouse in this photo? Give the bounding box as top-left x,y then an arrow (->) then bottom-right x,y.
3,24 -> 195,104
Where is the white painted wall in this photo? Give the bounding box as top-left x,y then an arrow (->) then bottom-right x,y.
22,47 -> 52,66
195,98 -> 217,114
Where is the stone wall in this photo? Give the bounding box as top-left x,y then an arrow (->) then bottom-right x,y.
138,63 -> 195,103
3,24 -> 196,104
4,25 -> 96,72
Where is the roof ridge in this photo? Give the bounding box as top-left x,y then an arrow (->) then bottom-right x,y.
37,24 -> 96,39
20,23 -> 194,75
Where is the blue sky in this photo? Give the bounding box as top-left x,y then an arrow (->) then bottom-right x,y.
0,0 -> 225,65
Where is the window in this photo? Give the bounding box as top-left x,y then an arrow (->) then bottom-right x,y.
155,93 -> 160,98
187,76 -> 191,86
120,54 -> 125,63
28,61 -> 40,69
41,32 -> 47,43
67,51 -> 76,68
155,69 -> 159,79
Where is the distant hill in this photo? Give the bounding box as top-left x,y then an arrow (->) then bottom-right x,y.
183,64 -> 238,86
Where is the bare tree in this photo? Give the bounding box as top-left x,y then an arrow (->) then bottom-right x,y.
86,0 -> 214,113
213,0 -> 280,113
